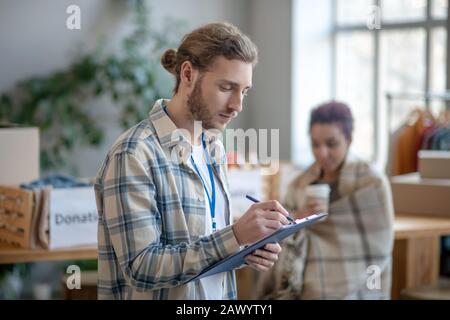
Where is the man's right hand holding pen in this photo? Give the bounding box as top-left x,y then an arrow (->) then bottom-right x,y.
231,199 -> 291,272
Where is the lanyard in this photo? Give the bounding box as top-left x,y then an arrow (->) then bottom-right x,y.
161,103 -> 217,232
190,133 -> 217,232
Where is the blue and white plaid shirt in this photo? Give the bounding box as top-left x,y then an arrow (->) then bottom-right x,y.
95,99 -> 241,299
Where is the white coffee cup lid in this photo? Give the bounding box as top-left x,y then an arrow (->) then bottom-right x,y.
305,184 -> 331,198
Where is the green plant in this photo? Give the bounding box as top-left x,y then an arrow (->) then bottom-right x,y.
0,0 -> 185,172
0,263 -> 29,299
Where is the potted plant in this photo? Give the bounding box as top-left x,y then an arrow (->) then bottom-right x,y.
0,0 -> 184,173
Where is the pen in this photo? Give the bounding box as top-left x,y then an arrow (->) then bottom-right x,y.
245,195 -> 296,224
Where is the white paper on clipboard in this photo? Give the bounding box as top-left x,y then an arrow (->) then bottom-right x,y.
227,168 -> 264,221
188,212 -> 328,282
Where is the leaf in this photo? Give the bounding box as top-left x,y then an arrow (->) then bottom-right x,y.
94,82 -> 103,95
0,94 -> 12,120
112,89 -> 119,101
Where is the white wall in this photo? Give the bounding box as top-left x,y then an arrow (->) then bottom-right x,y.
246,0 -> 293,161
0,0 -> 127,93
291,0 -> 333,167
0,0 -> 251,177
0,0 -> 298,176
0,0 -> 251,94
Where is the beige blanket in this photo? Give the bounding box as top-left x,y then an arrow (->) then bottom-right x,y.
256,155 -> 394,299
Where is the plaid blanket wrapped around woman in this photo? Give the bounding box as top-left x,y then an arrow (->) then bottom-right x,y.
255,155 -> 394,299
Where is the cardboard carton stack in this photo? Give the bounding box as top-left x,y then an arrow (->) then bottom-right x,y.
0,125 -> 39,185
390,150 -> 450,216
0,125 -> 98,249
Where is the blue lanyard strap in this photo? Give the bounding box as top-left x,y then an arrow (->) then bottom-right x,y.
190,133 -> 217,232
161,103 -> 217,232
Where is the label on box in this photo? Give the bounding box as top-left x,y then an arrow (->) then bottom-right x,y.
49,187 -> 98,249
228,169 -> 263,221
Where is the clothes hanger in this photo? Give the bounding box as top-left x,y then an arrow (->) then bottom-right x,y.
406,108 -> 421,126
436,108 -> 450,126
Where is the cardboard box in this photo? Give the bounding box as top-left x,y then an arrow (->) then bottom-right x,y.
0,185 -> 98,249
391,173 -> 450,216
419,150 -> 450,179
0,125 -> 39,185
0,185 -> 36,248
228,168 -> 265,221
49,186 -> 98,249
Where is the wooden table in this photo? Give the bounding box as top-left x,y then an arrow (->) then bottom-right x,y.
392,214 -> 450,299
236,214 -> 450,300
2,214 -> 450,300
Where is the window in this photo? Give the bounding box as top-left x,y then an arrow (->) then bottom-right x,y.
382,0 -> 427,22
336,31 -> 374,160
332,0 -> 448,166
380,29 -> 426,130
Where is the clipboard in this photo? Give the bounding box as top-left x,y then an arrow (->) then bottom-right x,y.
188,212 -> 328,282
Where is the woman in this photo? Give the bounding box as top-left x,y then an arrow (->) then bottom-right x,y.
256,102 -> 394,299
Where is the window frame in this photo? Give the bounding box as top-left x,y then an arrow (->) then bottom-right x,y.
331,0 -> 449,165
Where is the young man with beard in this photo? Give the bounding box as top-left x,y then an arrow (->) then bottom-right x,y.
95,22 -> 290,300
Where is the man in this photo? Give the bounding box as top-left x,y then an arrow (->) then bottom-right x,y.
95,22 -> 290,300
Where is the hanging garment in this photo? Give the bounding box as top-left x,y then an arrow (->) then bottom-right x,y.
394,110 -> 433,175
386,124 -> 406,176
437,127 -> 450,150
421,125 -> 441,150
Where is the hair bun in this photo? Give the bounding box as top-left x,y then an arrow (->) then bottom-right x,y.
161,48 -> 178,74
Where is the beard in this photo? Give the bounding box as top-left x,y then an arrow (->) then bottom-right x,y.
187,75 -> 220,130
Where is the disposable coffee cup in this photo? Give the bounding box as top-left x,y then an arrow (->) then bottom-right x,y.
305,184 -> 330,213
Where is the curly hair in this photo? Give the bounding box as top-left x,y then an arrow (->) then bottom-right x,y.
309,101 -> 354,140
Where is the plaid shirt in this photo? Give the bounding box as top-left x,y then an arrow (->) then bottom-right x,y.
95,99 -> 241,300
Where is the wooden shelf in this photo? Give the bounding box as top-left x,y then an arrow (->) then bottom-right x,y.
0,242 -> 97,264
394,214 -> 450,240
392,214 -> 450,299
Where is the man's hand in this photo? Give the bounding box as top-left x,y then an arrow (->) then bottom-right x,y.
244,243 -> 282,272
232,200 -> 290,246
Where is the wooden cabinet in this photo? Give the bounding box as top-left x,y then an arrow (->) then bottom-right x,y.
392,214 -> 450,299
